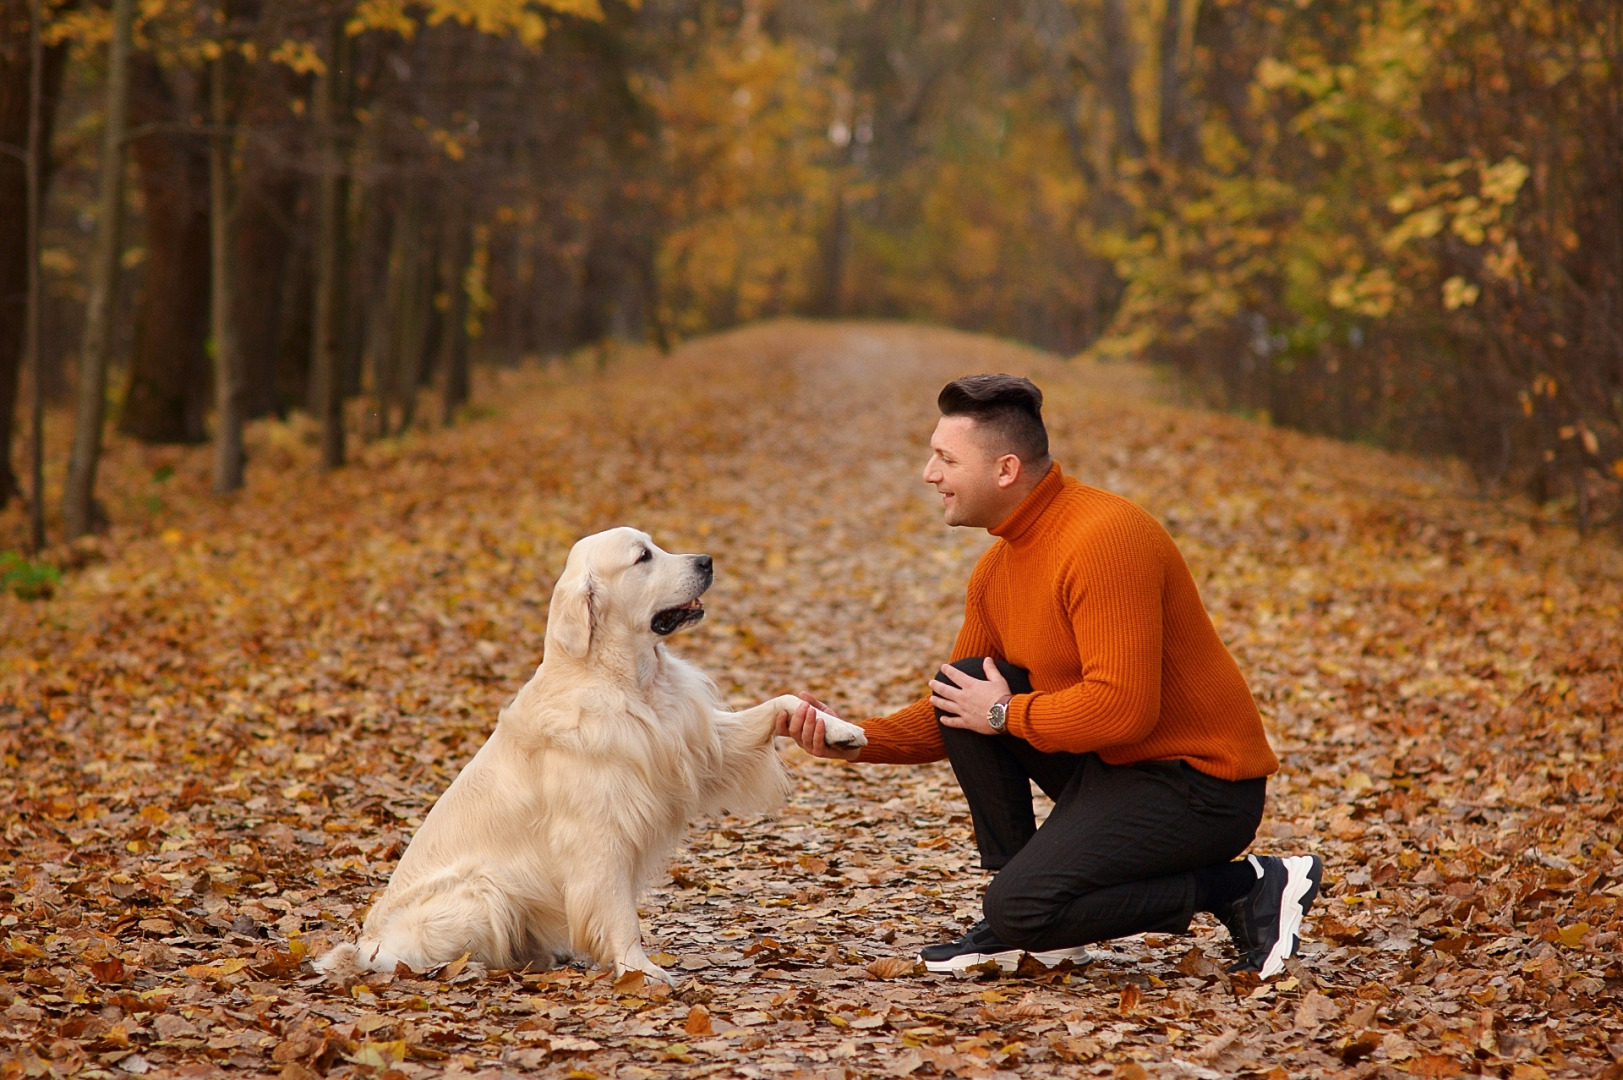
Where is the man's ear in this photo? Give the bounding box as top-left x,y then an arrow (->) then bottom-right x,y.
994,453 -> 1023,488
547,571 -> 595,659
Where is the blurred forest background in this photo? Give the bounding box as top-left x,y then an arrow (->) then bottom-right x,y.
1,0 -> 1620,545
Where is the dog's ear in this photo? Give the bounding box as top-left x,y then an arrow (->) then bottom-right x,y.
548,571 -> 595,659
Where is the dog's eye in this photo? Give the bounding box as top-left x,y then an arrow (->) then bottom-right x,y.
636,547 -> 653,564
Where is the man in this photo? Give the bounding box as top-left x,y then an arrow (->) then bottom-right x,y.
779,374 -> 1320,978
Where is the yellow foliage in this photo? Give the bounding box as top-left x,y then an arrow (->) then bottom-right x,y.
268,38 -> 325,77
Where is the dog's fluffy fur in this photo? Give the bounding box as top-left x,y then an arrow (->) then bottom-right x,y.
315,527 -> 866,984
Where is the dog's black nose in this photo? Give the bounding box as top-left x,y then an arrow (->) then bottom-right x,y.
695,554 -> 713,573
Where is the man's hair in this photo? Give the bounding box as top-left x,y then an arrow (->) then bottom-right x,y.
937,374 -> 1050,463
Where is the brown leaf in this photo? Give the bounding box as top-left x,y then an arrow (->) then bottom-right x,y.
1195,1028 -> 1240,1061
1174,947 -> 1219,977
1341,1032 -> 1380,1064
88,957 -> 126,983
1293,990 -> 1340,1033
1408,1053 -> 1465,1078
683,1004 -> 713,1036
1117,982 -> 1143,1014
865,956 -> 915,980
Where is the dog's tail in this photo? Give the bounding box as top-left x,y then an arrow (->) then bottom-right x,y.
311,938 -> 404,978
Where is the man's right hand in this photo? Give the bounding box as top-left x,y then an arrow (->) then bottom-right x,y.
777,693 -> 863,761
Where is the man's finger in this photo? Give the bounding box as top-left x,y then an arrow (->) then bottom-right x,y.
936,665 -> 964,688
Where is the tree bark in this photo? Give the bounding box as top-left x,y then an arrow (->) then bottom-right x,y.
1157,0 -> 1194,164
63,0 -> 134,539
1099,0 -> 1146,161
233,65 -> 302,418
437,196 -> 471,426
309,14 -> 350,469
22,0 -> 43,548
0,0 -> 68,514
118,56 -> 211,445
209,46 -> 244,493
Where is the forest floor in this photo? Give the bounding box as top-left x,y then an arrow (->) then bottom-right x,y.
2,321 -> 1621,1080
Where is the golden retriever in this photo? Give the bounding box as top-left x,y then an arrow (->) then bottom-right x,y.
315,527 -> 866,983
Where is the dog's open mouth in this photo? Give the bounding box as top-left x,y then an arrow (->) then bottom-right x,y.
651,598 -> 705,636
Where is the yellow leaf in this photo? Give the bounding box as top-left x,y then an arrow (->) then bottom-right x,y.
1556,922 -> 1589,948
351,1040 -> 407,1067
268,39 -> 326,77
1442,276 -> 1479,309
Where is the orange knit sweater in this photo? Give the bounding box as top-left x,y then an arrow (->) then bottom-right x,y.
858,463 -> 1279,781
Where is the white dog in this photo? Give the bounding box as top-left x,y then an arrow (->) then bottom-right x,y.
315,527 -> 866,984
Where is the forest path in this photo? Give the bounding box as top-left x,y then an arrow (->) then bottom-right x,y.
2,321 -> 1621,1078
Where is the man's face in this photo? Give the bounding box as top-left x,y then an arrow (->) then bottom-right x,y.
923,415 -> 1010,528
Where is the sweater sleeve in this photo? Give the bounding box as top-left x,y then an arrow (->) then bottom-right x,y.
855,559 -> 1002,764
1003,523 -> 1165,754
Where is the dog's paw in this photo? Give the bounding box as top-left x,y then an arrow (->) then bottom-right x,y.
817,711 -> 867,749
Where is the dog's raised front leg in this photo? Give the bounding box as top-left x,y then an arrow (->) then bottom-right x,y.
565,877 -> 674,986
736,694 -> 868,750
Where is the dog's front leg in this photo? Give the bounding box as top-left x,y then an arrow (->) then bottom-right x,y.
565,878 -> 674,986
728,695 -> 868,750
747,694 -> 868,749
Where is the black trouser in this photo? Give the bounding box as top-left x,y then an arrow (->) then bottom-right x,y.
937,658 -> 1266,950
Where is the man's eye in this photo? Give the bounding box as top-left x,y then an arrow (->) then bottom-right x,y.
636,548 -> 653,564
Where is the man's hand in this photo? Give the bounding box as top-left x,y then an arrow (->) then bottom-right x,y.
777,693 -> 863,761
931,658 -> 1012,736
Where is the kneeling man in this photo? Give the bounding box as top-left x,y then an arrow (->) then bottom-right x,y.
780,374 -> 1320,978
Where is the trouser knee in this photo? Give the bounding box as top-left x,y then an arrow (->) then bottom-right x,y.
982,871 -> 1055,950
940,657 -> 1032,693
934,658 -> 1034,730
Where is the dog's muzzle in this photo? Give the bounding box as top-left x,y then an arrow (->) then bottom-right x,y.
651,555 -> 712,636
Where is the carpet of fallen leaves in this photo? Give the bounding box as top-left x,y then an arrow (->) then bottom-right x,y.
2,320 -> 1622,1080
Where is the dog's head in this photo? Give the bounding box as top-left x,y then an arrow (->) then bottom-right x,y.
545,527 -> 713,660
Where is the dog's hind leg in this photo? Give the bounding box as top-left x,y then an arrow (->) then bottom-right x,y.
564,876 -> 673,986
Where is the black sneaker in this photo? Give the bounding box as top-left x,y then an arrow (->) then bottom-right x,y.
1219,854 -> 1323,978
919,920 -> 1088,973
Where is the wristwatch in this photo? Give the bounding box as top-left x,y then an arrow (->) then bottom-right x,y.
987,695 -> 1013,733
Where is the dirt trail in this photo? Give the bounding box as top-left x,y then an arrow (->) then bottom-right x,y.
2,321 -> 1620,1078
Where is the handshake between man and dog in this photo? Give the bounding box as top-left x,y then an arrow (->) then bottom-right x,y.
316,527 -> 867,985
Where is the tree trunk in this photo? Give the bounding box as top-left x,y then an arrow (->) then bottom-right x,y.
233,72 -> 302,419
309,15 -> 351,470
1158,0 -> 1193,164
810,184 -> 846,318
209,47 -> 244,493
63,0 -> 134,539
0,0 -> 68,514
367,180 -> 423,436
438,196 -> 471,426
22,0 -> 44,548
118,56 -> 211,445
1099,0 -> 1146,161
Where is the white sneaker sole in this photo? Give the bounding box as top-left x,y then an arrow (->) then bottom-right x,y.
922,945 -> 1088,973
1258,855 -> 1320,979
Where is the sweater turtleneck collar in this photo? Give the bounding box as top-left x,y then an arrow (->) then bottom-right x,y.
989,460 -> 1064,544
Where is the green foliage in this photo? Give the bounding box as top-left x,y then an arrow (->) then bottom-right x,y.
0,552 -> 61,601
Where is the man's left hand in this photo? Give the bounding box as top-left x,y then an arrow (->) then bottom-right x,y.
931,658 -> 1012,735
